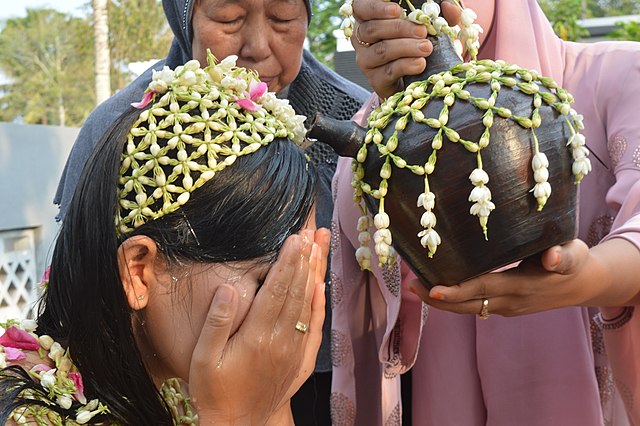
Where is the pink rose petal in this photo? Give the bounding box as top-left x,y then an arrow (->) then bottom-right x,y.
4,347 -> 26,361
41,266 -> 51,283
31,364 -> 53,374
131,90 -> 155,109
69,372 -> 87,404
0,326 -> 39,351
236,98 -> 260,112
249,81 -> 267,100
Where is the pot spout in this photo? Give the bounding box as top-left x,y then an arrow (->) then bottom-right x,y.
306,112 -> 367,159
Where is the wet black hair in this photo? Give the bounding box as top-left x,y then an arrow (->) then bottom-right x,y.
0,104 -> 316,424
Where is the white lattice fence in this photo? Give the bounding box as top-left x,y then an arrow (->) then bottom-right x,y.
0,229 -> 38,320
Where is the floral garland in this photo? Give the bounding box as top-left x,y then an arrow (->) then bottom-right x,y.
351,61 -> 590,270
118,50 -> 307,233
0,320 -> 196,425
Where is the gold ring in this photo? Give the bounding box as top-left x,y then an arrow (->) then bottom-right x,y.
478,298 -> 490,320
355,26 -> 371,47
295,321 -> 308,333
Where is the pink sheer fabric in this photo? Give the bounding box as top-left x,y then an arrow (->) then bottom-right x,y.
330,0 -> 640,424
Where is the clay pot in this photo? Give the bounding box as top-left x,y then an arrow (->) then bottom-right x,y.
308,7 -> 579,288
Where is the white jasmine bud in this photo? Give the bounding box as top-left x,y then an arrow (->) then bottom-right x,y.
374,212 -> 390,229
534,167 -> 549,183
358,231 -> 371,245
177,192 -> 191,205
532,152 -> 549,170
38,335 -> 54,351
48,342 -> 64,362
420,211 -> 437,228
57,394 -> 73,410
357,215 -> 370,232
469,168 -> 489,185
374,229 -> 392,245
355,246 -> 372,270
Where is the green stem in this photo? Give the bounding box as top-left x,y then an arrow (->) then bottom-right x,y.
532,129 -> 539,154
404,0 -> 416,12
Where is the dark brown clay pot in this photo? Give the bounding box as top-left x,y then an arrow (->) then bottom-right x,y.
308,12 -> 578,288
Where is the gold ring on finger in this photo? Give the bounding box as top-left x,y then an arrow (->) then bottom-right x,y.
355,25 -> 371,47
478,298 -> 490,320
295,321 -> 309,333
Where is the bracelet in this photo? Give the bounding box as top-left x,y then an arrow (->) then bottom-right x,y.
594,306 -> 635,330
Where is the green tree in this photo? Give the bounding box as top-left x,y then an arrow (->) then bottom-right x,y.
609,20 -> 640,41
538,0 -> 589,40
308,0 -> 344,68
107,0 -> 173,91
585,0 -> 640,17
0,9 -> 94,126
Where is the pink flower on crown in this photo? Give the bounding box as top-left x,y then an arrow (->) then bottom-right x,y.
131,90 -> 156,109
70,372 -> 87,404
236,80 -> 268,112
39,266 -> 51,288
0,326 -> 39,351
31,364 -> 53,374
4,347 -> 26,361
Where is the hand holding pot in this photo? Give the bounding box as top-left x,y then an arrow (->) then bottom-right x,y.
351,0 -> 462,99
409,237 -> 640,316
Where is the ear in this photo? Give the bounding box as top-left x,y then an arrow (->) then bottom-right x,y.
117,235 -> 163,310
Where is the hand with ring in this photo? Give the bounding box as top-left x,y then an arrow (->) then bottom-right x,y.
408,238 -> 640,317
189,228 -> 330,424
351,0 -> 463,99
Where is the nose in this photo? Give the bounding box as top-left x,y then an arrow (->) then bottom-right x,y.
238,17 -> 272,64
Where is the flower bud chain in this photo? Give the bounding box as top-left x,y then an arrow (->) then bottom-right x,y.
1,320 -> 196,425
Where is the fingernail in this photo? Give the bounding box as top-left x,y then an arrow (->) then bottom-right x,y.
385,3 -> 401,16
550,249 -> 561,268
215,284 -> 234,304
418,41 -> 432,53
430,291 -> 445,300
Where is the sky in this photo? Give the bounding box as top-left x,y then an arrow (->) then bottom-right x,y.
0,0 -> 90,21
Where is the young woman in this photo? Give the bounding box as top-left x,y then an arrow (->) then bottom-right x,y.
1,56 -> 329,425
55,2 -> 369,422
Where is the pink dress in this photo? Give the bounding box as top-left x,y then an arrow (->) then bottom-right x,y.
330,1 -> 640,424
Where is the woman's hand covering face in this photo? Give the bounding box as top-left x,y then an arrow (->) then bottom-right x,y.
188,228 -> 330,424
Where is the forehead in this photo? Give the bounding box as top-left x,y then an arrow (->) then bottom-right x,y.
197,0 -> 303,9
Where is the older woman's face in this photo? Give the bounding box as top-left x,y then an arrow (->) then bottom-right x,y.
192,0 -> 308,94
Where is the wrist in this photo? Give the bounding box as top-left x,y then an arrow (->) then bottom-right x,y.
265,401 -> 294,426
197,413 -> 258,426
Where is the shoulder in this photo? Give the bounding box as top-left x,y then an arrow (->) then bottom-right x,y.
79,59 -> 166,140
565,41 -> 640,90
55,59 -> 167,220
564,41 -> 640,125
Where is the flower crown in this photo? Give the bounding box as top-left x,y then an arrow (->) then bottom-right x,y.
117,51 -> 307,234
